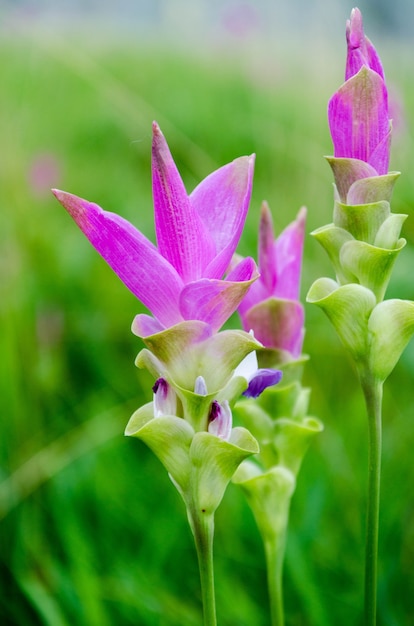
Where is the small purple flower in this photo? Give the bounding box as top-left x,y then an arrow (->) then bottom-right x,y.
208,400 -> 232,440
243,368 -> 282,398
237,202 -> 306,358
152,378 -> 177,417
328,7 -> 391,177
233,346 -> 282,397
54,122 -> 258,336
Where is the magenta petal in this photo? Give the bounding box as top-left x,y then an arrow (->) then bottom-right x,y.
368,126 -> 392,176
345,8 -> 366,80
345,8 -> 384,81
53,190 -> 184,327
244,298 -> 305,357
273,206 -> 306,301
192,155 -> 255,279
243,368 -> 282,398
180,257 -> 259,332
131,314 -> 164,338
151,122 -> 214,282
237,273 -> 268,321
258,201 -> 277,293
328,67 -> 389,172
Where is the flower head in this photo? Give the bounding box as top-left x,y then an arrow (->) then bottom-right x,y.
328,7 -> 391,179
53,122 -> 257,336
237,202 -> 306,358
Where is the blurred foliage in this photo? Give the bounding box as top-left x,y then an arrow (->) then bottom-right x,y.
1,26 -> 414,626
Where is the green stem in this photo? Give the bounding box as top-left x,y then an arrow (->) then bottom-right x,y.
264,529 -> 287,626
360,374 -> 383,626
190,508 -> 217,626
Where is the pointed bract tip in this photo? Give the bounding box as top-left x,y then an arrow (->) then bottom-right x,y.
51,188 -> 64,200
152,120 -> 162,136
260,199 -> 271,218
52,189 -> 86,220
347,7 -> 364,49
297,205 -> 307,225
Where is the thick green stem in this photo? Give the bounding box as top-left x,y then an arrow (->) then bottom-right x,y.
360,374 -> 383,626
264,529 -> 287,626
190,508 -> 217,626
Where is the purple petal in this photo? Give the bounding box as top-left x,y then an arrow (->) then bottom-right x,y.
191,155 -> 255,279
328,67 -> 389,173
242,368 -> 282,398
243,298 -> 305,357
53,190 -> 184,327
208,400 -> 232,440
273,206 -> 306,301
180,257 -> 259,332
151,122 -> 214,282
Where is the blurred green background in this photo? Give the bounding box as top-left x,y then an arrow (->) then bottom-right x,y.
1,1 -> 414,625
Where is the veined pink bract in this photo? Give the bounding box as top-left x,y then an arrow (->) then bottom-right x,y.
53,122 -> 258,336
328,7 -> 391,183
237,202 -> 306,359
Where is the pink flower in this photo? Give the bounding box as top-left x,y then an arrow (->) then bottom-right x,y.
54,122 -> 258,336
328,7 -> 391,177
237,202 -> 306,358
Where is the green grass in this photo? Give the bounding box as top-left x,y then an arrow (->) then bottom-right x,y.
1,29 -> 414,626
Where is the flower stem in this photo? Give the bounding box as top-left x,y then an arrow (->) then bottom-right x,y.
264,530 -> 286,626
360,374 -> 383,626
190,508 -> 217,626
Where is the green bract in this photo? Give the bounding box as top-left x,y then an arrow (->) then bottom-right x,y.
126,404 -> 258,516
307,169 -> 414,383
125,320 -> 262,516
232,357 -> 323,539
134,320 -> 260,431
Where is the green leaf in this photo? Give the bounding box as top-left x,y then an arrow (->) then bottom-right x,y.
368,299 -> 414,381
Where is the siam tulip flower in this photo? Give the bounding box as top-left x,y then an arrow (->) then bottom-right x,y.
231,201 -> 321,626
237,202 -> 306,359
53,122 -> 258,336
311,8 -> 404,305
308,11 -> 414,626
327,7 -> 393,203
